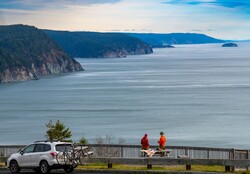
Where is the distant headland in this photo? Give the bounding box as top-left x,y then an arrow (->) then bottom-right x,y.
0,24 -> 229,83
44,30 -> 153,58
128,33 -> 224,48
0,25 -> 83,83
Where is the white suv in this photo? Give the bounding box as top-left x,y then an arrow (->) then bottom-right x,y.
7,141 -> 76,174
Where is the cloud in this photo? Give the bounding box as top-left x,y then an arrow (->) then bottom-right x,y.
0,0 -> 121,10
164,0 -> 250,12
190,29 -> 203,32
190,29 -> 215,32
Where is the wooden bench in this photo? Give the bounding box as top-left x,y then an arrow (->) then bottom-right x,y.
140,149 -> 172,157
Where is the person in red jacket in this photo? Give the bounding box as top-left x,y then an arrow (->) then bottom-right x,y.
158,131 -> 166,150
141,133 -> 149,150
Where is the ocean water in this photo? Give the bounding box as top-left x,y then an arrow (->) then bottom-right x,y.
1,43 -> 250,149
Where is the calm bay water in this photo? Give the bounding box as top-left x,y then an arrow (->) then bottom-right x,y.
1,43 -> 250,148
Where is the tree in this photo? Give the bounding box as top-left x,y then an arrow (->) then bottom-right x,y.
95,134 -> 125,157
78,133 -> 88,145
79,137 -> 88,145
45,120 -> 72,141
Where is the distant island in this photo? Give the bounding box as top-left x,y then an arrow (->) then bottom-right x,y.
44,30 -> 153,58
222,43 -> 238,47
128,33 -> 224,48
0,25 -> 83,83
160,44 -> 175,48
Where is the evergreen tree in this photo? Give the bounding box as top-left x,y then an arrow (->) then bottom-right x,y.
79,133 -> 88,145
45,120 -> 72,142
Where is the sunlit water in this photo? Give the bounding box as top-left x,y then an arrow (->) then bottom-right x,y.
1,43 -> 250,149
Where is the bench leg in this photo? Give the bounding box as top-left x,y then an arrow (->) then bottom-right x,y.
141,152 -> 147,157
167,152 -> 170,157
186,165 -> 191,170
161,152 -> 164,157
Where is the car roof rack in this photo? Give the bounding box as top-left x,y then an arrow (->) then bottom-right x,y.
34,139 -> 60,143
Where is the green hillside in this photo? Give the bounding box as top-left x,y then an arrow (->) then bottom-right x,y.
44,30 -> 153,58
0,25 -> 83,83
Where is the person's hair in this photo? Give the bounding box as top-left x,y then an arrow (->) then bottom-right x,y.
160,131 -> 164,135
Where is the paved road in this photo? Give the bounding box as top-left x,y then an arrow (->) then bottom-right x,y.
0,169 -> 222,174
0,171 -> 109,174
0,169 -> 112,174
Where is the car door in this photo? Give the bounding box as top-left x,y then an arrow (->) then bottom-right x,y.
31,144 -> 45,167
18,144 -> 35,167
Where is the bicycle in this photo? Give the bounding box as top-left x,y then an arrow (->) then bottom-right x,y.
74,145 -> 94,165
56,144 -> 93,166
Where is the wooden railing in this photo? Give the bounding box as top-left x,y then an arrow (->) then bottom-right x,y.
1,144 -> 250,172
0,145 -> 25,157
0,144 -> 249,160
89,144 -> 240,159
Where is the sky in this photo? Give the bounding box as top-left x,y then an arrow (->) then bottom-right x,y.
0,0 -> 250,40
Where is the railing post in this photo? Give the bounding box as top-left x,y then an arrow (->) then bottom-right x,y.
207,149 -> 210,159
3,146 -> 6,157
121,146 -> 123,158
246,150 -> 250,171
225,166 -> 230,172
231,166 -> 235,172
108,163 -> 112,168
233,149 -> 235,159
230,149 -> 235,159
185,147 -> 188,157
147,164 -> 152,169
186,165 -> 191,170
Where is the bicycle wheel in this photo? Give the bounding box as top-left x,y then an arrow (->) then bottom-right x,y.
77,150 -> 88,165
79,148 -> 93,165
84,146 -> 94,158
64,152 -> 74,165
56,151 -> 66,165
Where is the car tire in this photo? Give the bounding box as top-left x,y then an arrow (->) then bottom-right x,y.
9,160 -> 21,174
40,160 -> 50,174
64,165 -> 74,173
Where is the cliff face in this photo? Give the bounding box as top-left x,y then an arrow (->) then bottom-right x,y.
101,46 -> 152,58
0,25 -> 83,83
44,30 -> 153,58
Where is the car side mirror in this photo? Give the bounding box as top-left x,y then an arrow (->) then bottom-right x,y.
20,151 -> 24,155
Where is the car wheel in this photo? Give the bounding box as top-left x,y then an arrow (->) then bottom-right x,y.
40,160 -> 50,174
9,160 -> 21,174
64,165 -> 74,173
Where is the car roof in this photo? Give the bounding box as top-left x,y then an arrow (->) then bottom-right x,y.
33,141 -> 72,145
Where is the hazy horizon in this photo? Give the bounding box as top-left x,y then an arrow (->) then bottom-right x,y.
0,0 -> 249,40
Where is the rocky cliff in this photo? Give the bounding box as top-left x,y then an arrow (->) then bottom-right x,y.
0,25 -> 83,83
44,30 -> 153,58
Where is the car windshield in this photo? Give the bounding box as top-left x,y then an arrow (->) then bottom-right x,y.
56,144 -> 73,152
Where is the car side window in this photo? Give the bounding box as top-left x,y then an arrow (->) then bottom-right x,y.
23,144 -> 35,153
44,144 -> 51,152
34,144 -> 44,152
